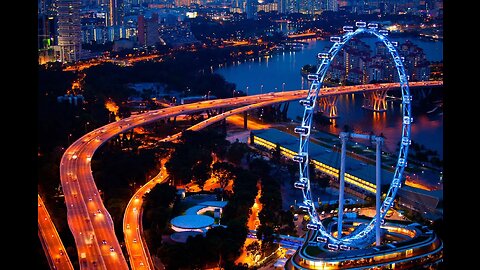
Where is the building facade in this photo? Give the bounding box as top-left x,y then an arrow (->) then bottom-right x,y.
137,13 -> 159,47
57,0 -> 82,62
246,0 -> 258,19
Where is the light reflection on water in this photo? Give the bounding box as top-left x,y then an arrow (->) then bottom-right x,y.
217,38 -> 443,158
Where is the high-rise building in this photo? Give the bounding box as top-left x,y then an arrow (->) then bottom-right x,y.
323,0 -> 338,11
245,0 -> 258,19
57,0 -> 82,62
175,0 -> 192,7
137,13 -> 159,47
277,0 -> 287,13
108,0 -> 124,26
38,0 -> 56,49
258,2 -> 278,12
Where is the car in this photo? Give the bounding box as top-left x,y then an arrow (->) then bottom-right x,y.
133,239 -> 137,243
110,246 -> 115,252
102,240 -> 107,245
126,224 -> 130,229
88,197 -> 92,201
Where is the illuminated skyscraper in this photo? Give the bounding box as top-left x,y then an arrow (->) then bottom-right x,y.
175,0 -> 192,6
277,0 -> 287,13
108,0 -> 124,26
323,0 -> 338,11
245,0 -> 257,19
57,0 -> 82,62
137,13 -> 159,47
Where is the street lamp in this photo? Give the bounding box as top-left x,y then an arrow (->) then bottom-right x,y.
261,84 -> 263,94
232,89 -> 235,97
207,90 -> 211,100
246,86 -> 249,96
282,82 -> 286,92
85,121 -> 90,133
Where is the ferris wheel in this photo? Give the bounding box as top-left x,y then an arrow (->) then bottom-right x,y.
293,22 -> 412,249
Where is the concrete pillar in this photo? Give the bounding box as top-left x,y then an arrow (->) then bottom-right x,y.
319,96 -> 339,118
362,90 -> 388,111
244,111 -> 248,129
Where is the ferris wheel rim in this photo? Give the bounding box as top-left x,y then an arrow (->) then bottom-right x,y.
295,25 -> 412,248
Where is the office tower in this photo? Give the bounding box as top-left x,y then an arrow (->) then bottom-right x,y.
108,0 -> 124,26
137,13 -> 159,47
245,0 -> 258,19
57,0 -> 82,62
277,0 -> 287,13
323,0 -> 338,11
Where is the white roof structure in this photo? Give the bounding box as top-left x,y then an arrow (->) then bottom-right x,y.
170,215 -> 215,231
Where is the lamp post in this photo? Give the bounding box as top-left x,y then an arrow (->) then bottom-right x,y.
261,84 -> 263,94
246,86 -> 249,96
282,82 -> 286,92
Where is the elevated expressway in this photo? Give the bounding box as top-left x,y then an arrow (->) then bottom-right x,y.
38,194 -> 74,270
123,164 -> 168,269
58,81 -> 441,269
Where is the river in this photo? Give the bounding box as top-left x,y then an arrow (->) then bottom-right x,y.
216,37 -> 443,159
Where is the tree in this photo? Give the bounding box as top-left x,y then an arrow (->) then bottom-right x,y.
212,162 -> 236,190
192,159 -> 212,191
226,142 -> 250,164
166,130 -> 221,185
249,158 -> 271,179
256,224 -> 275,245
246,241 -> 261,259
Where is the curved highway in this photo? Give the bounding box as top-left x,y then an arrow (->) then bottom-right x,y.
123,163 -> 168,270
38,194 -> 74,270
58,81 -> 442,269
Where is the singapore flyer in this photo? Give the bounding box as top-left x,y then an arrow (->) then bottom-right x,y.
293,22 -> 412,249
